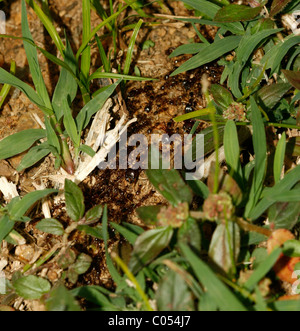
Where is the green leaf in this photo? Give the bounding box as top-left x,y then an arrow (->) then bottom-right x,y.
282,239 -> 300,257
136,205 -> 162,225
16,143 -> 51,172
0,60 -> 16,109
274,132 -> 286,184
88,71 -> 154,82
78,224 -> 103,240
52,35 -> 78,121
63,100 -> 80,148
249,165 -> 300,220
81,0 -> 91,81
44,117 -> 61,155
177,217 -> 201,255
22,0 -> 51,109
268,199 -> 300,230
282,69 -> 300,90
0,215 -> 15,244
84,204 -> 103,224
13,275 -> 51,299
64,179 -> 85,221
124,19 -> 143,76
171,36 -> 242,76
208,221 -> 240,273
0,129 -> 46,160
244,248 -> 282,292
76,80 -> 120,132
9,189 -> 58,220
45,284 -> 81,311
214,4 -> 262,22
224,120 -> 241,180
72,253 -> 92,275
109,222 -> 138,245
58,248 -> 77,269
256,83 -> 291,110
270,0 -> 293,16
129,226 -> 174,274
180,243 -> 246,311
156,270 -> 194,311
35,218 -> 64,235
245,97 -> 267,217
146,148 -> 193,206
181,0 -> 220,19
78,144 -> 96,157
25,0 -> 65,55
169,43 -> 206,58
210,84 -> 234,109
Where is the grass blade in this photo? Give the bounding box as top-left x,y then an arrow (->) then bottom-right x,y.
0,129 -> 46,160
88,70 -> 155,82
81,0 -> 91,81
22,0 -> 51,109
124,19 -> 143,76
180,243 -> 247,311
0,60 -> 16,108
171,35 -> 242,76
245,97 -> 267,217
25,0 -> 65,55
274,132 -> 286,184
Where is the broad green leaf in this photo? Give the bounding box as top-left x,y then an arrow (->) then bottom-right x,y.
0,215 -> 15,244
78,144 -> 96,157
129,226 -> 174,274
76,80 -> 120,132
0,129 -> 46,160
256,83 -> 291,110
282,69 -> 300,90
210,84 -> 234,109
9,189 -> 58,220
282,239 -> 300,257
16,143 -> 51,172
45,284 -> 81,311
270,0 -> 293,16
22,0 -> 51,109
146,147 -> 193,206
58,248 -> 77,269
180,243 -> 246,311
156,270 -> 194,311
245,97 -> 267,217
178,217 -> 201,254
214,4 -> 262,22
171,36 -> 242,76
273,299 -> 300,311
35,218 -> 64,235
13,275 -> 51,299
64,179 -> 85,221
72,253 -> 92,275
268,199 -> 300,230
274,132 -> 286,184
136,205 -> 162,225
208,221 -> 240,273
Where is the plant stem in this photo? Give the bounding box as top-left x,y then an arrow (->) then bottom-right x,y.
236,218 -> 272,237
